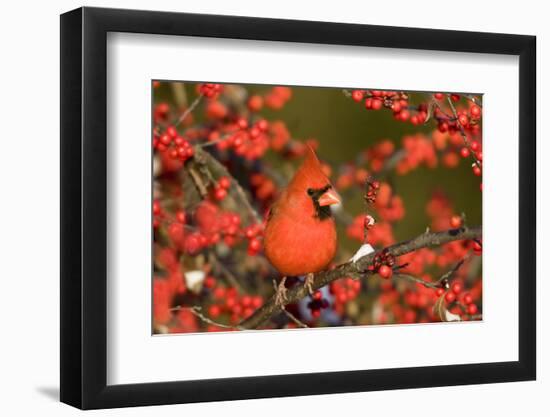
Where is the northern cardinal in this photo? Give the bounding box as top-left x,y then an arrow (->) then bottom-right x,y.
264,146 -> 340,304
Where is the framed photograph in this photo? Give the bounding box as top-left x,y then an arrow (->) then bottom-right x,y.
60,6 -> 536,409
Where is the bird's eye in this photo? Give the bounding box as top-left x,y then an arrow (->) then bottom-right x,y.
307,188 -> 314,196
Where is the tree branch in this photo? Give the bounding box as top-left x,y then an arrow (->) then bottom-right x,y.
446,95 -> 481,168
174,94 -> 203,127
171,305 -> 244,330
194,147 -> 262,224
270,279 -> 309,328
239,225 -> 481,329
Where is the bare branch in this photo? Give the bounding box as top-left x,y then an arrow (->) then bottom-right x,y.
174,94 -> 203,127
171,305 -> 244,330
282,309 -> 309,328
194,147 -> 262,224
437,254 -> 471,284
187,164 -> 209,198
394,273 -> 440,289
208,252 -> 246,293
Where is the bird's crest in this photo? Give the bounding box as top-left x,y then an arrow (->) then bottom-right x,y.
289,145 -> 330,191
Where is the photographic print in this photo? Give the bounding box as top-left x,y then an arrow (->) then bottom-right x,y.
152,81 -> 483,334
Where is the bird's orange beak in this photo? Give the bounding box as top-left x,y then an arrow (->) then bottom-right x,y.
318,188 -> 341,206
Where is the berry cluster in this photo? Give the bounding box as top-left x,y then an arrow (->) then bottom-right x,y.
329,278 -> 362,314
198,83 -> 224,98
372,248 -> 396,279
364,178 -> 381,204
154,126 -> 196,163
209,285 -> 264,326
307,290 -> 330,318
435,280 -> 481,319
350,90 -> 418,123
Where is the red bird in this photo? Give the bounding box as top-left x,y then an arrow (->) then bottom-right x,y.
264,146 -> 340,304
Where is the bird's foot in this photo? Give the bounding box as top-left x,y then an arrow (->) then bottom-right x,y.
275,276 -> 288,307
304,273 -> 315,296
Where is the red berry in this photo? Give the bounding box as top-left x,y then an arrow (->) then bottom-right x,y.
252,296 -> 263,308
463,293 -> 473,304
444,292 -> 456,303
378,265 -> 393,279
214,187 -> 227,201
176,210 -> 186,223
391,101 -> 402,112
153,200 -> 162,215
204,276 -> 216,289
249,126 -> 260,139
467,303 -> 478,315
183,233 -> 202,255
237,117 -> 248,130
451,94 -> 460,102
218,176 -> 231,189
166,126 -> 178,138
167,222 -> 185,245
451,282 -> 462,294
160,134 -> 172,146
436,288 -> 445,297
247,238 -> 261,253
398,109 -> 410,121
247,95 -> 263,112
458,114 -> 469,126
232,135 -> 244,147
460,147 -> 470,158
450,215 -> 463,229
438,121 -> 449,133
208,305 -> 221,318
257,119 -> 269,132
364,98 -> 373,109
371,98 -> 383,110
472,165 -> 482,176
434,93 -> 444,100
470,105 -> 481,118
313,290 -> 323,301
351,90 -> 364,102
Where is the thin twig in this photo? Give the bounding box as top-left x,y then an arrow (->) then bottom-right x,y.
282,309 -> 309,328
197,131 -> 237,149
432,99 -> 455,120
394,273 -> 440,289
174,94 -> 203,127
436,253 -> 471,284
208,252 -> 246,293
171,305 -> 244,330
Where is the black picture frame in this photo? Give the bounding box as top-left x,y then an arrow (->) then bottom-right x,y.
60,6 -> 536,410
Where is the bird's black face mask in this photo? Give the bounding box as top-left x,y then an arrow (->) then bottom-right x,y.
307,185 -> 334,220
